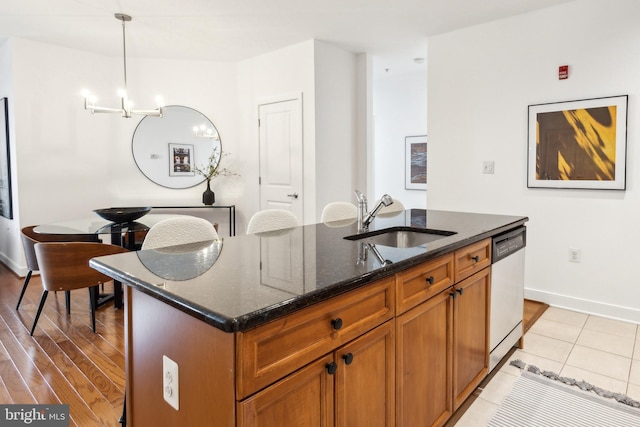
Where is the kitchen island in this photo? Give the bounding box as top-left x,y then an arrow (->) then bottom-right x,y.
90,209 -> 528,427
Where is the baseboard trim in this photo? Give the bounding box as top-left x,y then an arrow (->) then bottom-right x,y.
525,287 -> 640,325
0,253 -> 27,277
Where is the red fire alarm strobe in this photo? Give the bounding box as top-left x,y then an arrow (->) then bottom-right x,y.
559,65 -> 569,80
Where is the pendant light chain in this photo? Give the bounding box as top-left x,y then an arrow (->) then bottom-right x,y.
121,16 -> 128,94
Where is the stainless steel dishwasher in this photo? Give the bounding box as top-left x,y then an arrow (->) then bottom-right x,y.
489,226 -> 526,371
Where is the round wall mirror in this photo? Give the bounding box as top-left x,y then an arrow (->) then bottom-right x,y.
132,105 -> 221,189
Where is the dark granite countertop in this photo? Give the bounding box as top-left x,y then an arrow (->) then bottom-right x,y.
90,209 -> 528,332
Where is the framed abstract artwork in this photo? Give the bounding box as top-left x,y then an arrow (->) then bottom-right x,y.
169,143 -> 195,176
0,98 -> 12,219
405,135 -> 427,190
527,95 -> 628,190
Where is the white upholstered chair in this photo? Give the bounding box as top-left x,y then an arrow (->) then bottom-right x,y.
246,209 -> 299,234
141,216 -> 219,250
378,198 -> 405,217
321,202 -> 357,223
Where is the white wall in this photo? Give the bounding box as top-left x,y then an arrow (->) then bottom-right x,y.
314,41 -> 358,219
428,0 -> 640,322
236,40 -> 316,227
237,40 -> 359,226
356,54 -> 374,199
374,67 -> 428,209
110,56 -> 241,210
1,38 -> 241,273
1,36 -> 361,274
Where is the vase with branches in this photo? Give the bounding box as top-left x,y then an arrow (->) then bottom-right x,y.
194,147 -> 236,205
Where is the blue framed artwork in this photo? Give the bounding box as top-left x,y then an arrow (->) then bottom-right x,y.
405,135 -> 427,190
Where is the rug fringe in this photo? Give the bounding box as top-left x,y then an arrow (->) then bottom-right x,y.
509,359 -> 640,408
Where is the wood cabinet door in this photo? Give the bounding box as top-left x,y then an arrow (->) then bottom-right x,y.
335,321 -> 395,427
452,267 -> 490,409
396,290 -> 453,427
238,354 -> 335,427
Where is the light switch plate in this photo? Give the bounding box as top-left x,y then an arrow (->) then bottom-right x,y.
568,248 -> 581,263
482,161 -> 495,174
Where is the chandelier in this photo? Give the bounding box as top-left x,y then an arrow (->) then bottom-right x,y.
83,13 -> 163,118
194,124 -> 220,140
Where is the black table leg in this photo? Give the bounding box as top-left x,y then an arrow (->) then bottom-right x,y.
119,393 -> 126,426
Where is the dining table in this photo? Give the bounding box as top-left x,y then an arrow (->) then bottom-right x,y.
34,213 -> 182,309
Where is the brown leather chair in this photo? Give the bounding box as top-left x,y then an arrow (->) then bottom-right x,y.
17,226 -> 101,311
30,242 -> 128,336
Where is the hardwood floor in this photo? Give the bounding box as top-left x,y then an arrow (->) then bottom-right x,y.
0,262 -> 124,426
523,298 -> 549,334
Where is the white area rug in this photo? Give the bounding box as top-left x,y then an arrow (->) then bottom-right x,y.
488,366 -> 640,427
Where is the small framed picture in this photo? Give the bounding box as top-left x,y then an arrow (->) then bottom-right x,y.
405,135 -> 427,190
169,143 -> 195,176
527,95 -> 628,190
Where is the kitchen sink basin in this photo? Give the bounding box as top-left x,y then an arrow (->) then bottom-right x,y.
344,227 -> 456,248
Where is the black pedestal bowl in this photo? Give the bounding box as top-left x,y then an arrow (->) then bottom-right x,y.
94,207 -> 152,224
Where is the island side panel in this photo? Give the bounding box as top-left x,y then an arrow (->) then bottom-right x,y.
126,287 -> 235,426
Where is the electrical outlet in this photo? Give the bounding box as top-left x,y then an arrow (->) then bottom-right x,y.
482,161 -> 495,174
568,248 -> 581,263
163,355 -> 179,410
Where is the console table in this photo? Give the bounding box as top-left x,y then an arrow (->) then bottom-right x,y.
151,205 -> 236,236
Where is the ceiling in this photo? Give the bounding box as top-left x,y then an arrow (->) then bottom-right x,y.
0,0 -> 575,73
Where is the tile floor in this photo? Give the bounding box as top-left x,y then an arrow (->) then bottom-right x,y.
455,306 -> 640,426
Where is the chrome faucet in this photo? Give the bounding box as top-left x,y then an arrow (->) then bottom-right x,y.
354,190 -> 368,232
354,190 -> 393,232
357,241 -> 393,267
363,194 -> 393,229
367,243 -> 393,267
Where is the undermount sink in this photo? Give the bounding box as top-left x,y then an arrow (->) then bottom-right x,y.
344,227 -> 456,248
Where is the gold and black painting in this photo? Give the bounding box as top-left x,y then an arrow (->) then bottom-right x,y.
528,95 -> 627,190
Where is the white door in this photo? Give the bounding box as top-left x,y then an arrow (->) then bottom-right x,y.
259,228 -> 305,295
258,96 -> 303,222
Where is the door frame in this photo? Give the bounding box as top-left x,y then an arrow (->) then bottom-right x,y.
257,92 -> 304,221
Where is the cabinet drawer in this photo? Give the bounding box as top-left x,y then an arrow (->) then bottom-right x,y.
236,277 -> 395,399
454,239 -> 491,283
395,253 -> 454,314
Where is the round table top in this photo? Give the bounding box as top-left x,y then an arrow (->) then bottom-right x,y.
34,214 -> 184,235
